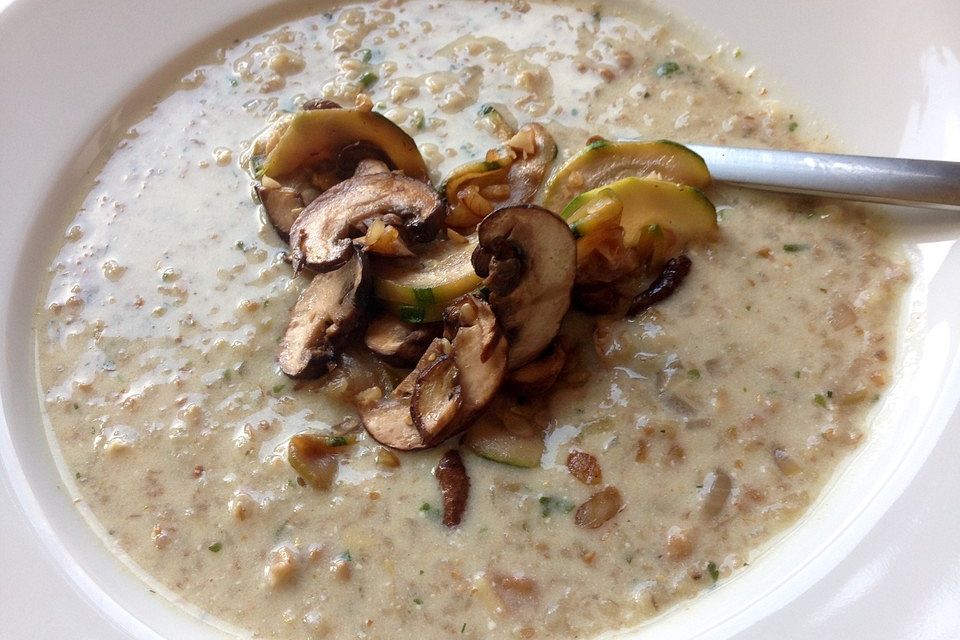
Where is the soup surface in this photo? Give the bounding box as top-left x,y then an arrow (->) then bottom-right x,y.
37,0 -> 908,637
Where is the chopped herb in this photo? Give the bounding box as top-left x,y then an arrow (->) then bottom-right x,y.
687,368 -> 701,380
271,383 -> 286,395
826,390 -> 833,398
208,542 -> 223,553
539,495 -> 575,517
587,138 -> 609,151
783,243 -> 809,252
461,623 -> 467,633
656,61 -> 680,77
413,597 -> 423,605
328,435 -> 351,447
235,240 -> 246,250
73,402 -> 79,410
359,48 -> 373,63
794,370 -> 801,379
419,569 -> 425,575
478,103 -> 495,116
222,369 -> 232,381
813,393 -> 828,408
625,553 -> 634,564
733,47 -> 742,58
374,101 -> 387,111
591,8 -> 601,21
571,107 -> 579,116
229,77 -> 239,87
413,112 -> 426,130
789,121 -> 799,132
75,472 -> 82,479
359,71 -> 379,88
338,550 -> 352,562
419,502 -> 440,520
707,561 -> 719,582
481,160 -> 503,171
642,90 -> 651,99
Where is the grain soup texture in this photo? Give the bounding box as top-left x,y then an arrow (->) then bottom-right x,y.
36,0 -> 908,638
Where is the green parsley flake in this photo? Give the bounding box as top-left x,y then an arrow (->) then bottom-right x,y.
208,542 -> 223,553
707,561 -> 719,582
359,71 -> 379,88
656,61 -> 680,77
783,243 -> 810,252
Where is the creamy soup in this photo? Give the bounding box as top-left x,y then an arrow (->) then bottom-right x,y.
37,0 -> 909,638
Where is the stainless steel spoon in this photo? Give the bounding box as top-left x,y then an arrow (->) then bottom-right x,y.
686,144 -> 960,211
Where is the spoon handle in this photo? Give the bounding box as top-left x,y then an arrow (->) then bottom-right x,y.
686,144 -> 960,211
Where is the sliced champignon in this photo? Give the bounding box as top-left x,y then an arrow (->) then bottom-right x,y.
278,252 -> 370,378
363,314 -> 441,367
627,254 -> 692,316
699,468 -> 732,518
566,450 -> 602,485
411,355 -> 462,441
502,123 -> 557,205
472,206 -> 576,369
289,171 -> 445,273
360,297 -> 507,450
255,181 -> 305,241
434,450 -> 470,527
442,123 -> 557,228
442,296 -> 509,419
505,336 -> 569,396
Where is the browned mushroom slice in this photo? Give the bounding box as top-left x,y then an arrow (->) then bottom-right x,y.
289,171 -> 445,273
255,183 -> 305,241
472,206 -> 576,369
360,396 -> 427,451
411,355 -> 462,441
505,336 -> 569,396
360,298 -> 507,450
444,296 -> 509,420
363,315 -> 441,367
278,252 -> 370,378
434,449 -> 470,527
503,123 -> 557,205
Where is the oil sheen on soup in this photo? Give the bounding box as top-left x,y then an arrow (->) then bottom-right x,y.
36,0 -> 909,638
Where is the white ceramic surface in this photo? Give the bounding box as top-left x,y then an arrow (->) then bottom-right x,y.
1,1 -> 958,638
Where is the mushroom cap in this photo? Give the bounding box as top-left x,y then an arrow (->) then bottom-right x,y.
363,314 -> 441,368
255,183 -> 304,241
278,252 -> 371,378
359,297 -> 507,450
289,171 -> 445,273
472,205 -> 576,369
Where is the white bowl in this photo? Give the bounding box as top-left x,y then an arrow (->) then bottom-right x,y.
1,0 -> 958,638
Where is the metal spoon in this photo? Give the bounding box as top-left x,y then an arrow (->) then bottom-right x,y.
686,144 -> 960,211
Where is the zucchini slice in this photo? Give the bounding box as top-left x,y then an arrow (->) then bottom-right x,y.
543,139 -> 710,212
561,177 -> 717,249
372,235 -> 482,309
464,413 -> 545,468
261,109 -> 428,180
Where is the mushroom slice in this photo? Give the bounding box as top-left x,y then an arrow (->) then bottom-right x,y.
442,123 -> 557,228
472,206 -> 576,369
278,252 -> 370,379
352,157 -> 391,177
411,355 -> 462,441
360,396 -> 427,451
260,107 -> 429,181
255,183 -> 305,241
505,336 -> 569,396
360,298 -> 507,450
289,171 -> 445,273
435,449 -> 470,527
363,315 -> 441,367
503,123 -> 557,205
444,296 -> 509,418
